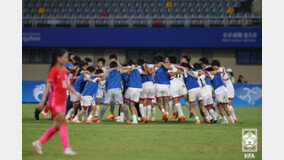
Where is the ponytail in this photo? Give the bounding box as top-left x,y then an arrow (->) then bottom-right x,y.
49,48 -> 68,70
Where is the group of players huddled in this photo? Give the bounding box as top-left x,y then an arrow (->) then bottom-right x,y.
32,49 -> 238,155
35,51 -> 238,125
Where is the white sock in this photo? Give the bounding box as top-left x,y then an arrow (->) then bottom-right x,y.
132,114 -> 137,122
213,103 -> 218,115
166,111 -> 169,116
228,105 -> 237,119
223,116 -> 228,123
195,116 -> 200,122
87,114 -> 93,121
209,109 -> 217,121
95,105 -> 100,116
229,116 -> 235,123
169,100 -> 174,113
146,105 -> 151,118
161,108 -> 165,113
120,112 -> 124,121
151,107 -> 156,118
175,103 -> 184,116
139,104 -> 145,117
65,108 -> 74,119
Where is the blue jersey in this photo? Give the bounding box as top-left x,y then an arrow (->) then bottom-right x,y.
127,69 -> 142,88
73,74 -> 86,93
141,65 -> 154,84
81,76 -> 99,97
201,69 -> 212,85
211,73 -> 226,90
105,69 -> 122,91
65,63 -> 73,70
183,71 -> 200,90
121,73 -> 129,89
155,66 -> 170,85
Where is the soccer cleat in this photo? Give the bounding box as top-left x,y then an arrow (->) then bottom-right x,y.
202,121 -> 206,124
177,116 -> 182,122
32,141 -> 43,155
228,118 -> 231,122
92,116 -> 98,121
169,113 -> 174,119
66,119 -> 71,123
71,119 -> 81,123
195,121 -> 201,124
106,114 -> 115,120
234,118 -> 239,123
63,148 -> 77,155
126,120 -> 132,124
116,118 -> 124,123
82,120 -> 87,123
181,116 -> 186,122
34,108 -> 40,120
85,120 -> 93,124
139,117 -> 145,123
97,120 -> 102,124
162,113 -> 168,123
144,118 -> 149,123
222,121 -> 228,124
40,111 -> 50,119
206,119 -> 211,124
151,118 -> 155,122
132,120 -> 138,124
173,113 -> 179,119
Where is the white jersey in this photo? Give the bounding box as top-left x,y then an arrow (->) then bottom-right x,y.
98,67 -> 107,90
198,74 -> 212,98
168,64 -> 185,85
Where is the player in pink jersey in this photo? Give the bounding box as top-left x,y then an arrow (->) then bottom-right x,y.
32,49 -> 81,155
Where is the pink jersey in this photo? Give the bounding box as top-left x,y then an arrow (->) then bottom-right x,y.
47,65 -> 68,107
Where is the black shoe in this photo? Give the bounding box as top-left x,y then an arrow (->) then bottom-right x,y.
34,108 -> 40,120
213,120 -> 218,124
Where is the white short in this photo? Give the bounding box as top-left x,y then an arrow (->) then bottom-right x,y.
203,95 -> 214,107
70,92 -> 80,103
226,85 -> 235,99
155,84 -> 170,98
188,87 -> 203,103
104,88 -> 124,105
170,83 -> 187,99
124,87 -> 142,103
96,88 -> 105,99
80,96 -> 94,107
140,81 -> 155,100
215,93 -> 229,104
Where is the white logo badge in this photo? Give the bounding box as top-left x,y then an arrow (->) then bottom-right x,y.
33,84 -> 46,102
242,129 -> 258,152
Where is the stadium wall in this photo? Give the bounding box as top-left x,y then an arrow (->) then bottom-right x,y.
23,81 -> 262,106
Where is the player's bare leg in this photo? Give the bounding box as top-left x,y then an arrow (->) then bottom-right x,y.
222,103 -> 234,124
198,101 -> 210,123
227,99 -> 238,122
189,102 -> 200,124
65,103 -> 78,122
93,97 -> 102,121
129,101 -> 138,124
173,97 -> 185,122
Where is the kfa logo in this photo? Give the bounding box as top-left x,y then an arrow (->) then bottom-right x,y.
242,129 -> 258,159
33,84 -> 46,102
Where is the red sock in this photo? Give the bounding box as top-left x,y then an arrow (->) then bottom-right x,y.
59,125 -> 70,149
44,105 -> 50,113
38,127 -> 58,144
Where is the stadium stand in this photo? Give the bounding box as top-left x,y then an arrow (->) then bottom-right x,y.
22,0 -> 261,27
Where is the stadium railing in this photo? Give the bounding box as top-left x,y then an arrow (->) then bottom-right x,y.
22,16 -> 262,28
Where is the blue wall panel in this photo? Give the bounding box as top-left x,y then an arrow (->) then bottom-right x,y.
23,27 -> 262,48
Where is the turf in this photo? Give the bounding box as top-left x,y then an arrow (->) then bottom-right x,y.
22,103 -> 262,160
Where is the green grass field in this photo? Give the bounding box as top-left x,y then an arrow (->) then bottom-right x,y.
22,103 -> 262,160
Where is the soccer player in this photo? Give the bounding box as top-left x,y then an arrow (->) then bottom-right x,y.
123,59 -> 146,124
193,63 -> 217,123
222,67 -> 238,122
97,61 -> 131,124
32,49 -> 80,155
93,58 -> 107,120
181,63 -> 210,124
85,57 -> 93,66
168,55 -> 186,122
138,59 -> 155,123
148,54 -> 172,122
65,65 -> 91,122
206,60 -> 234,124
71,67 -> 102,123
